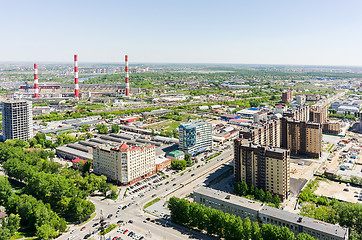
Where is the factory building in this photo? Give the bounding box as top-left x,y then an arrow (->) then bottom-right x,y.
2,100 -> 33,141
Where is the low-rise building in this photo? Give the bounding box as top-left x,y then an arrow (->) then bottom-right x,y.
193,187 -> 348,240
259,206 -> 348,240
155,156 -> 171,172
166,150 -> 185,160
193,186 -> 263,222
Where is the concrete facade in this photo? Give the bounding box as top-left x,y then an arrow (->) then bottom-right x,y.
2,100 -> 33,141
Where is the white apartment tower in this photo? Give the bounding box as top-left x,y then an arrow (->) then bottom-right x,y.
2,100 -> 33,141
93,143 -> 156,185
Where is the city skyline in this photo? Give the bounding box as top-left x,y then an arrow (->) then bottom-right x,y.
1,0 -> 362,66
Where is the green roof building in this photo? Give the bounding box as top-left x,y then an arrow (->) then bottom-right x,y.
166,150 -> 185,160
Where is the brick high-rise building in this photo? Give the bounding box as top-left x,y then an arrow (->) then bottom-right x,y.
93,143 -> 156,185
239,119 -> 280,148
2,100 -> 33,141
282,105 -> 310,122
282,91 -> 293,103
234,140 -> 290,200
310,105 -> 328,124
281,118 -> 322,158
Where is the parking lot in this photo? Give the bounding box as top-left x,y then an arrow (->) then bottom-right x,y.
314,179 -> 362,203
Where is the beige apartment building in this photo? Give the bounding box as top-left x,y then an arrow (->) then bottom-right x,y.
240,119 -> 280,148
93,143 -> 156,185
281,118 -> 322,158
234,141 -> 290,200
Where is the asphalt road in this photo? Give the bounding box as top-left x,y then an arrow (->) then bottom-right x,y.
57,143 -> 234,240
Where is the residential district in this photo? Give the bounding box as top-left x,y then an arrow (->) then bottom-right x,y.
0,62 -> 362,240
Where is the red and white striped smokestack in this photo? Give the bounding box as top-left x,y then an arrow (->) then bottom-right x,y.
125,55 -> 130,96
34,64 -> 39,98
74,54 -> 79,99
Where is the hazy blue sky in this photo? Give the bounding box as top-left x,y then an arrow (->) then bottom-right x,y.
1,0 -> 361,66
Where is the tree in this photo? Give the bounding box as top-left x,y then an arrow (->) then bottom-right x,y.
243,217 -> 252,240
171,159 -> 187,170
0,176 -> 12,206
249,184 -> 255,196
252,221 -> 262,240
0,227 -> 11,240
96,124 -> 108,134
234,181 -> 248,196
3,213 -> 21,235
272,195 -> 281,208
185,154 -> 192,166
36,224 -> 58,240
111,124 -> 120,133
265,191 -> 273,203
297,233 -> 316,240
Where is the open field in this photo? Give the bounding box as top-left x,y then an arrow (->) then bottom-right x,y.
314,179 -> 362,203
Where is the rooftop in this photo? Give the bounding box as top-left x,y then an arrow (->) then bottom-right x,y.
194,186 -> 264,212
260,206 -> 348,239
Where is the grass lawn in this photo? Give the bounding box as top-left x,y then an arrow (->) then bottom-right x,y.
143,198 -> 161,210
165,121 -> 180,131
10,231 -> 37,240
78,212 -> 96,226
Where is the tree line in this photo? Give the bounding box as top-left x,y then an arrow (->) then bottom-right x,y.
168,197 -> 315,240
234,181 -> 281,208
0,141 -> 116,239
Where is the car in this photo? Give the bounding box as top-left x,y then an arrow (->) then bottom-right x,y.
150,219 -> 155,223
129,220 -> 134,223
117,220 -> 124,224
92,222 -> 99,227
67,237 -> 73,240
146,217 -> 150,221
108,214 -> 113,218
165,181 -> 169,185
70,229 -> 76,234
151,194 -> 156,197
84,234 -> 91,239
81,226 -> 86,231
172,183 -> 176,186
344,188 -> 350,192
118,205 -> 123,209
139,237 -> 144,240
123,229 -> 128,234
191,174 -> 195,177
122,206 -> 127,210
128,232 -> 133,236
112,237 -> 118,240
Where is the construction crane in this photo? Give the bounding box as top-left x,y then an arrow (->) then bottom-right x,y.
25,81 -> 34,99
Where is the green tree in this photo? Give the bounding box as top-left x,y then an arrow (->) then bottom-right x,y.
297,233 -> 316,240
251,221 -> 262,240
243,217 -> 252,240
184,154 -> 192,166
272,195 -> 281,208
0,227 -> 11,240
96,124 -> 108,134
36,224 -> 58,240
2,213 -> 21,235
0,176 -> 12,206
264,191 -> 273,203
111,124 -> 120,133
234,181 -> 248,196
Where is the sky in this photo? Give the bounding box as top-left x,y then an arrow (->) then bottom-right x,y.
1,0 -> 362,66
